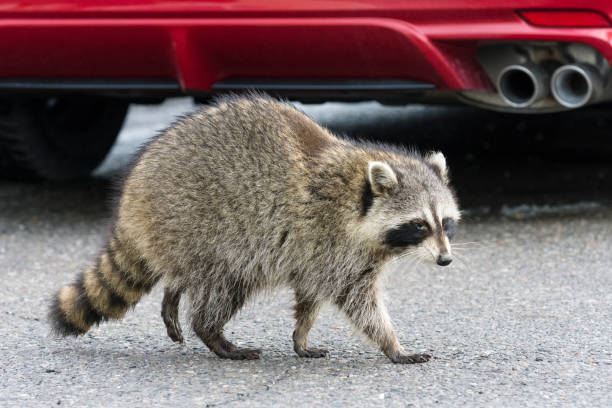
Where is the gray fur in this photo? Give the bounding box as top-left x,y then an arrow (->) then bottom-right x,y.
50,94 -> 460,363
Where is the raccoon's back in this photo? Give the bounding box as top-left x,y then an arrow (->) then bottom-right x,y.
116,96 -> 327,277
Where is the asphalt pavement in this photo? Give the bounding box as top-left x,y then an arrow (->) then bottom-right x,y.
1,99 -> 611,407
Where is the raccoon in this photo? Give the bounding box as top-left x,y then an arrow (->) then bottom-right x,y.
49,94 -> 460,364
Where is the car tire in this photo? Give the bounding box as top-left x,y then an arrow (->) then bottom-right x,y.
0,97 -> 128,181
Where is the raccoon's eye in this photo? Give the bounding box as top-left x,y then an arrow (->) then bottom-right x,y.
414,222 -> 427,231
443,218 -> 457,240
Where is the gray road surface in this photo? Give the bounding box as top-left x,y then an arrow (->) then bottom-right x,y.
1,99 -> 611,407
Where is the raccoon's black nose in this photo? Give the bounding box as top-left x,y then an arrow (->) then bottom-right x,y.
437,254 -> 452,266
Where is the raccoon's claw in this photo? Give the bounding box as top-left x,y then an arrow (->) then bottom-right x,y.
390,353 -> 431,364
296,347 -> 330,358
166,324 -> 184,344
163,316 -> 184,343
293,342 -> 330,358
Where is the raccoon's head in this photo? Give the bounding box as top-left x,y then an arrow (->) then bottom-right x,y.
358,151 -> 460,266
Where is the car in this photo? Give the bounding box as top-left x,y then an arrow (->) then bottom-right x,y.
1,1 -> 612,179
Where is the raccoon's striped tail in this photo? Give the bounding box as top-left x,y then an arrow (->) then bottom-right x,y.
49,239 -> 159,336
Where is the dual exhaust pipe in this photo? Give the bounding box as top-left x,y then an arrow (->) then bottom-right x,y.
497,62 -> 603,109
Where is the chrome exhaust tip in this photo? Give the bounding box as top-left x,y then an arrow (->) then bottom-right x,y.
497,64 -> 549,108
551,64 -> 602,108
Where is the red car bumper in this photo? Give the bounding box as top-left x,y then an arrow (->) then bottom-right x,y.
2,1 -> 612,109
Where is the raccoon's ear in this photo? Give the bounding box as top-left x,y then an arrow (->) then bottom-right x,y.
425,151 -> 448,183
367,161 -> 398,196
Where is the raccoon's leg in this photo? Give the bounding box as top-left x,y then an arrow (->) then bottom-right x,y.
335,285 -> 431,364
161,287 -> 184,343
292,296 -> 329,358
191,283 -> 261,360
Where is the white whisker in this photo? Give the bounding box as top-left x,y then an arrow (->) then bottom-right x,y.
451,252 -> 471,272
451,241 -> 482,246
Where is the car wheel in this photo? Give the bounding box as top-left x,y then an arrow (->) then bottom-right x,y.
0,97 -> 128,181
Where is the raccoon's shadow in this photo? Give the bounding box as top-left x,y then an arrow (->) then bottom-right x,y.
64,342 -> 391,372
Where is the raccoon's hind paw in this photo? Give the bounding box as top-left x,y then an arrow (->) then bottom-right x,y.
215,347 -> 262,360
390,353 -> 431,364
161,288 -> 184,343
164,318 -> 184,343
295,347 -> 330,358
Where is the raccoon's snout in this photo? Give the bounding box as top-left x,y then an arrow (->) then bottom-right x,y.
436,254 -> 452,266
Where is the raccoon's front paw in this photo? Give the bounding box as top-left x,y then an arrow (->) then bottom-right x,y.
390,353 -> 431,364
295,347 -> 330,358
